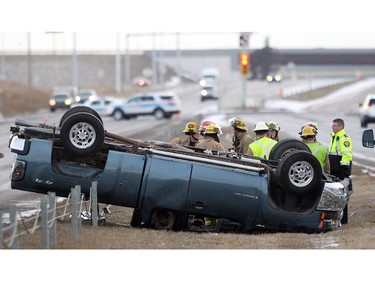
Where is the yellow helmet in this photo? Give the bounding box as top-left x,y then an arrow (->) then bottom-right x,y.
229,117 -> 247,131
299,122 -> 318,135
253,121 -> 269,132
183,121 -> 199,134
267,121 -> 280,132
199,120 -> 214,133
204,123 -> 222,135
300,126 -> 317,137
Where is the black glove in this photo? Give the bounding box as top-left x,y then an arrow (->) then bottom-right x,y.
340,165 -> 351,179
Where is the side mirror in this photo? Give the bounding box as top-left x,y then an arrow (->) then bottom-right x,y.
362,129 -> 375,148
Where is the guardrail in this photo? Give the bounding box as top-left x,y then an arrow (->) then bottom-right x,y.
0,182 -> 100,249
278,78 -> 355,98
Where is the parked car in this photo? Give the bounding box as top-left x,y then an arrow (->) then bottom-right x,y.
49,87 -> 77,112
359,94 -> 375,128
110,91 -> 181,121
76,89 -> 97,104
8,107 -> 351,234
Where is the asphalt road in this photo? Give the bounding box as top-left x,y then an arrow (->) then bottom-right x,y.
1,77 -> 375,211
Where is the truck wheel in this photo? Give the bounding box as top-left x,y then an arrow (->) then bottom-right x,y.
59,106 -> 103,127
60,112 -> 105,157
277,151 -> 322,194
269,138 -> 310,161
154,108 -> 165,120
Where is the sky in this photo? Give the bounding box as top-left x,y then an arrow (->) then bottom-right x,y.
2,32 -> 375,53
1,0 -> 375,52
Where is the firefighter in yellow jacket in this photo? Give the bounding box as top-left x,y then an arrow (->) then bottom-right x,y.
246,121 -> 277,160
170,121 -> 200,147
300,126 -> 330,174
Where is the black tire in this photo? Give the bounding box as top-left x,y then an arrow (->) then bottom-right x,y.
277,151 -> 322,194
59,106 -> 103,127
341,204 -> 348,224
269,138 -> 311,161
113,109 -> 124,121
360,120 -> 367,128
60,112 -> 105,157
154,108 -> 165,120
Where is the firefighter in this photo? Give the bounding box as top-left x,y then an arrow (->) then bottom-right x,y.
198,120 -> 214,135
300,126 -> 330,175
228,117 -> 254,154
196,123 -> 225,152
329,118 -> 353,225
170,121 -> 200,147
267,121 -> 281,141
246,121 -> 277,160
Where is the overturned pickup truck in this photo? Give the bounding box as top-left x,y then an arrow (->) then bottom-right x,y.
9,107 -> 351,233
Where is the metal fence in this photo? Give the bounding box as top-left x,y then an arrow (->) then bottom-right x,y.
0,181 -> 99,249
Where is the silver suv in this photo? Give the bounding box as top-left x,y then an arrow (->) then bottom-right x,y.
359,94 -> 375,128
111,91 -> 181,120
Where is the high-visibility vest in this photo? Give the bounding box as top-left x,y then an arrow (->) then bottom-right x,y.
248,137 -> 277,159
329,129 -> 352,176
306,141 -> 327,169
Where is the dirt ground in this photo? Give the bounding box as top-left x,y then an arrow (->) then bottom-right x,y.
1,80 -> 375,251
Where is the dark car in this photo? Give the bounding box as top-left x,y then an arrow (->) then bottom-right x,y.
49,88 -> 77,112
8,107 -> 350,234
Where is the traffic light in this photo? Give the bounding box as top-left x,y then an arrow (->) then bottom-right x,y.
240,52 -> 250,76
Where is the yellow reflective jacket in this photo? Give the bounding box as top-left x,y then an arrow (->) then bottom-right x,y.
247,137 -> 277,160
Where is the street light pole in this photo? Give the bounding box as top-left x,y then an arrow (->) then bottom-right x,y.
72,32 -> 77,89
27,32 -> 32,88
115,32 -> 121,95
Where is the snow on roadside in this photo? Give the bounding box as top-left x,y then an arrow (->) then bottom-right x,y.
264,78 -> 375,113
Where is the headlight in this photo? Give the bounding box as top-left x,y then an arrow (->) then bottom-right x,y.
199,80 -> 207,87
201,90 -> 208,96
65,99 -> 73,106
49,100 -> 56,106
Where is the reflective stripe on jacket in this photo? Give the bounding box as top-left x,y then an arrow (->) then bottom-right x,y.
248,137 -> 277,159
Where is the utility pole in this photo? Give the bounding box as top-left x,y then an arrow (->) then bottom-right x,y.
239,32 -> 251,108
27,32 -> 32,88
72,32 -> 77,89
115,32 -> 121,95
124,33 -> 130,91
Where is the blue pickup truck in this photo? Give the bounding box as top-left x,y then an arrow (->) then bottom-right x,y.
8,107 -> 351,233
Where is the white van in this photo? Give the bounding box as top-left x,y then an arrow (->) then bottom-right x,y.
199,68 -> 220,102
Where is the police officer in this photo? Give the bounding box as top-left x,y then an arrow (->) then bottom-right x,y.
246,121 -> 278,160
300,126 -> 330,175
170,121 -> 200,147
329,118 -> 352,180
229,117 -> 254,154
267,121 -> 281,141
196,123 -> 225,152
329,118 -> 353,224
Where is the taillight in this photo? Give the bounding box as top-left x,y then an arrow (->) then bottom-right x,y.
11,160 -> 26,181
